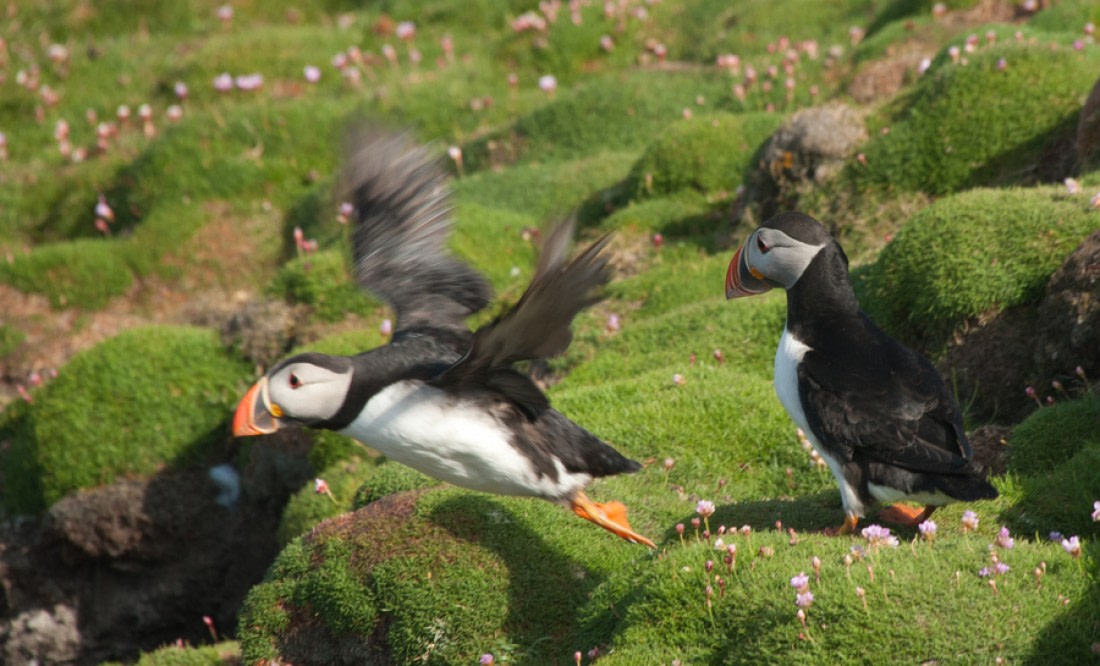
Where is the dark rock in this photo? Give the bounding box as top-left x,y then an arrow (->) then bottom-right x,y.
219,300 -> 304,369
939,231 -> 1099,424
967,425 -> 1011,477
1034,230 -> 1100,382
1077,76 -> 1100,170
0,428 -> 315,664
2,604 -> 80,666
744,104 -> 868,220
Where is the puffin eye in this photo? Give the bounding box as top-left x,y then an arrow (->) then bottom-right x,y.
289,373 -> 301,389
757,235 -> 770,254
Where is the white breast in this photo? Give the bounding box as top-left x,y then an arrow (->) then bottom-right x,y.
774,327 -> 866,517
338,380 -> 589,502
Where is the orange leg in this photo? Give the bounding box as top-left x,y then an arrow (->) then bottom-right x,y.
877,504 -> 936,527
571,492 -> 656,549
823,513 -> 860,536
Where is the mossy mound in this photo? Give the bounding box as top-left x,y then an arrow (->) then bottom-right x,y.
855,187 -> 1100,345
240,488 -> 521,664
1001,395 -> 1100,537
461,71 -> 736,171
857,34 -> 1100,195
0,326 -> 251,513
623,112 -> 784,200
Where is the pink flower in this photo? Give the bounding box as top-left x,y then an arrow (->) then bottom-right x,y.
174,81 -> 188,99
235,73 -> 264,91
600,35 -> 614,52
1065,178 -> 1081,195
395,21 -> 416,41
304,65 -> 321,83
95,194 -> 115,222
795,590 -> 814,608
790,572 -> 809,591
696,500 -> 715,518
166,105 -> 183,123
652,232 -> 664,249
672,373 -> 685,386
663,457 -> 675,472
479,654 -> 494,665
213,73 -> 233,92
538,74 -> 558,94
216,4 -> 233,22
314,478 -> 331,495
918,519 -> 937,541
606,314 -> 620,333
996,526 -> 1014,550
861,524 -> 898,548
1092,500 -> 1100,522
1062,535 -> 1081,558
380,319 -> 393,336
961,510 -> 979,532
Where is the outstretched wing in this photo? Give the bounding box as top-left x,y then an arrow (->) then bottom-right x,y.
435,219 -> 613,416
341,128 -> 492,336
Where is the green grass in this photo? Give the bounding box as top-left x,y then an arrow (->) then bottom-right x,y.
3,1 -> 1100,663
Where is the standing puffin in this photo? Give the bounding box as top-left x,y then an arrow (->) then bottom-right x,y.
233,129 -> 655,548
724,212 -> 997,534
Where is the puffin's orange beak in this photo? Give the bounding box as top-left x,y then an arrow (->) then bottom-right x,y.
233,377 -> 281,437
725,239 -> 772,299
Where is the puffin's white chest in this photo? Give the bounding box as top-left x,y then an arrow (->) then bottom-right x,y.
338,380 -> 586,501
774,327 -> 811,436
774,327 -> 866,516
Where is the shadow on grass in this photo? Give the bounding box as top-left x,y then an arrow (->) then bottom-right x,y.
429,494 -> 606,659
1023,539 -> 1100,665
662,491 -> 940,544
662,492 -> 846,543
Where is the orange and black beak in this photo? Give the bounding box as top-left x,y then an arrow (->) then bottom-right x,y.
233,377 -> 281,437
725,235 -> 772,299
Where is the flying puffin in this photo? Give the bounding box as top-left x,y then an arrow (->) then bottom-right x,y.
724,212 -> 997,535
233,129 -> 655,548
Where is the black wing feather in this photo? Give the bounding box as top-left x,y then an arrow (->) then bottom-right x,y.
434,219 -> 613,417
341,128 -> 492,335
799,314 -> 977,476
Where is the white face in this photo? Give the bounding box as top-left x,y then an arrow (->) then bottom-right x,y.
744,227 -> 825,289
265,361 -> 354,424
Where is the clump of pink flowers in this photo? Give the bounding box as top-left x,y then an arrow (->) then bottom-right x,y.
961,510 -> 979,533
918,519 -> 937,544
861,524 -> 898,549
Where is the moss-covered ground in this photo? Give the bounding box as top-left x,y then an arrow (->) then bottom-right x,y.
0,0 -> 1098,663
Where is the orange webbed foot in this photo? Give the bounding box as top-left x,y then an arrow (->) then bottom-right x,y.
822,514 -> 859,536
571,493 -> 656,549
877,504 -> 935,527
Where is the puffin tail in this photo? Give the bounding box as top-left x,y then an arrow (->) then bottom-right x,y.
935,473 -> 999,502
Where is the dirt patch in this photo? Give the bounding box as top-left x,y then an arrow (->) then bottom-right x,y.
0,201 -> 286,408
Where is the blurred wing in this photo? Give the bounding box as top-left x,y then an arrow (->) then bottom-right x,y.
435,220 -> 613,415
341,128 -> 491,335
